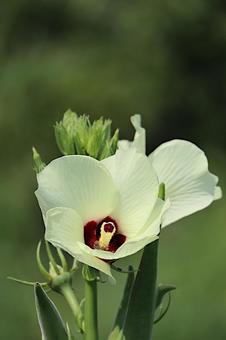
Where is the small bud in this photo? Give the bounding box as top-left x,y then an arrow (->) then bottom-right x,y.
32,147 -> 45,173
51,272 -> 72,292
54,109 -> 78,155
36,241 -> 77,293
82,265 -> 98,282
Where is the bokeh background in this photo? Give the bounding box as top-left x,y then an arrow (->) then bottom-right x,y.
1,1 -> 226,339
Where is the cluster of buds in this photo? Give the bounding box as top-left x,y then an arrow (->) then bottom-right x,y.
36,241 -> 75,292
36,241 -> 85,333
54,110 -> 119,160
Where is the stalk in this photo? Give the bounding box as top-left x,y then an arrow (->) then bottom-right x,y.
84,277 -> 98,340
60,284 -> 84,333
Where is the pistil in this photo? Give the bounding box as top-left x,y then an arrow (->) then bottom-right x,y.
97,222 -> 116,250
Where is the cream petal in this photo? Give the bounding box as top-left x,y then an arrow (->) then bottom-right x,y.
139,198 -> 170,237
36,155 -> 119,223
77,234 -> 158,261
214,186 -> 222,200
45,207 -> 115,282
102,148 -> 159,237
45,207 -> 84,255
149,140 -> 221,227
118,114 -> 146,154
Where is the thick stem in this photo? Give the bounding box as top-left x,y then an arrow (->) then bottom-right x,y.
60,284 -> 84,332
84,278 -> 98,340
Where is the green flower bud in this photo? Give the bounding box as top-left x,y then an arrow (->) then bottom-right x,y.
54,110 -> 119,159
54,109 -> 79,155
51,272 -> 72,292
82,265 -> 98,282
32,147 -> 45,173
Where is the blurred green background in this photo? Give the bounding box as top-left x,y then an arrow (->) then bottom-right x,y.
0,0 -> 225,339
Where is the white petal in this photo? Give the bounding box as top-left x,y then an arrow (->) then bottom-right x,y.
102,148 -> 159,236
45,207 -> 84,255
45,207 -> 115,282
77,235 -> 158,261
36,155 -> 119,223
118,114 -> 146,154
214,186 -> 222,200
149,140 -> 221,227
140,198 -> 171,237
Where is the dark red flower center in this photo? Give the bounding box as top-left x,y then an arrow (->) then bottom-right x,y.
84,216 -> 126,253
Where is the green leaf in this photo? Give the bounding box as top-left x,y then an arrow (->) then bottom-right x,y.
34,283 -> 68,340
154,284 -> 176,324
108,266 -> 135,340
155,284 -> 176,309
123,240 -> 159,340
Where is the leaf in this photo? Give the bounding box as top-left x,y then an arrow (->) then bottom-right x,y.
154,284 -> 176,324
123,240 -> 159,340
155,284 -> 176,309
154,293 -> 171,324
108,266 -> 135,340
34,283 -> 68,340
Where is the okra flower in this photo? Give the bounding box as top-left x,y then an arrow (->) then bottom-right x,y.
36,115 -> 221,281
119,115 -> 222,227
36,147 -> 168,281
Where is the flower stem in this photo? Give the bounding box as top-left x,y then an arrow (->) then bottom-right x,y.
84,277 -> 98,340
60,283 -> 84,333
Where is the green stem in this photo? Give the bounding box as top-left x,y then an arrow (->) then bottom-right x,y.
60,284 -> 84,333
84,278 -> 98,340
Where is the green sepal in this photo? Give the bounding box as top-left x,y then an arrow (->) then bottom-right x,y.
34,283 -> 68,340
108,266 -> 135,340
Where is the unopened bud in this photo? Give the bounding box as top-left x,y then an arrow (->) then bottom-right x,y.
32,147 -> 45,173
54,110 -> 119,159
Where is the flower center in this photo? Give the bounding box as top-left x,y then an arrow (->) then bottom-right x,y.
98,222 -> 116,250
84,217 -> 126,253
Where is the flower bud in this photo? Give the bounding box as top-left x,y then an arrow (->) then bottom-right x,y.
82,265 -> 98,282
36,241 -> 75,292
32,147 -> 45,173
54,110 -> 119,159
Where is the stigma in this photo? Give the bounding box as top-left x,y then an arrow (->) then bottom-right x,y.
84,216 -> 126,253
97,222 -> 116,250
